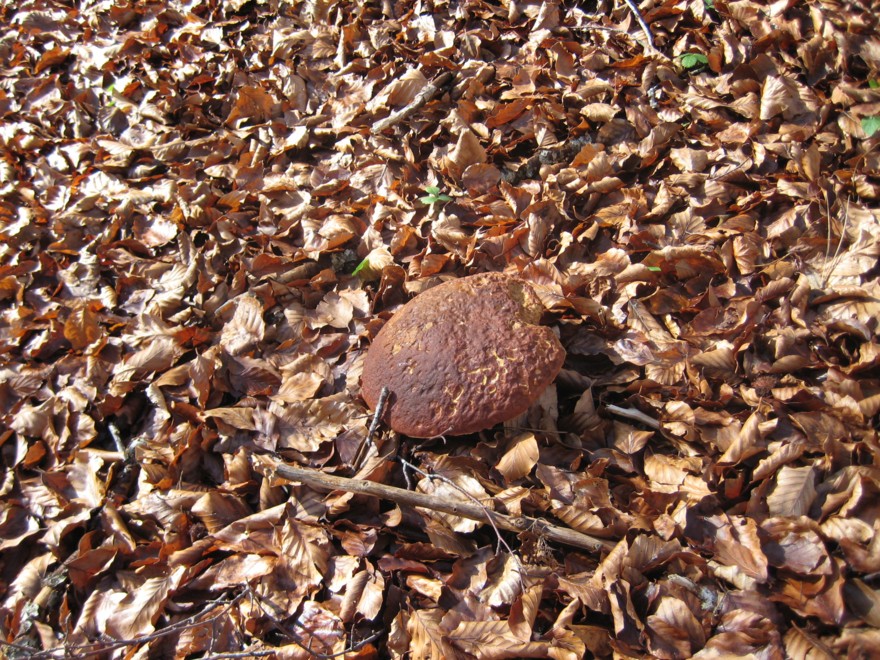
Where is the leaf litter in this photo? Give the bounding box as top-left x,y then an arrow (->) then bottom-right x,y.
1,0 -> 879,658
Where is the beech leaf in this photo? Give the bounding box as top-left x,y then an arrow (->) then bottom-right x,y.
767,466 -> 817,517
495,432 -> 539,482
220,295 -> 265,356
862,116 -> 880,137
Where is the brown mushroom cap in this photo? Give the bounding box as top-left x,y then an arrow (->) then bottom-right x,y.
361,272 -> 565,438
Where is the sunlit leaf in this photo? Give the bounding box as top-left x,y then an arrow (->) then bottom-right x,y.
495,432 -> 539,482
767,466 -> 817,517
862,116 -> 880,137
105,567 -> 187,639
219,295 -> 265,356
63,301 -> 102,351
680,53 -> 709,69
408,608 -> 454,660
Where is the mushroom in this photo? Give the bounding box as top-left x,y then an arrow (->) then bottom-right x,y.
361,272 -> 565,437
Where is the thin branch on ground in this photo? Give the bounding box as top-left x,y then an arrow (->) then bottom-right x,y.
397,455 -> 519,562
605,404 -> 661,430
371,71 -> 455,134
622,0 -> 661,56
254,456 -> 616,553
351,385 -> 390,473
7,591 -> 245,660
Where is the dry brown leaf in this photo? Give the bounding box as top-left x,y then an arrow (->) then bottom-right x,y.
509,581 -> 543,642
191,492 -> 252,533
406,575 -> 444,603
495,432 -> 539,483
104,566 -> 187,639
844,579 -> 880,627
339,567 -> 385,622
752,440 -> 805,482
63,300 -> 102,351
711,515 -> 769,583
761,519 -> 829,574
187,554 -> 276,591
449,619 -> 551,659
447,130 -> 487,175
767,465 -> 817,517
646,596 -> 706,658
220,295 -> 265,356
717,411 -> 767,466
408,608 -> 455,660
783,624 -> 837,660
417,471 -> 492,534
201,406 -> 256,431
611,421 -> 653,455
226,84 -> 276,125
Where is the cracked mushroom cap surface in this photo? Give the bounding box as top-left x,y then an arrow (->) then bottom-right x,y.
361,272 -> 565,438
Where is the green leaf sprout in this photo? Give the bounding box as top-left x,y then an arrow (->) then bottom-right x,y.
352,257 -> 370,277
862,116 -> 880,138
680,53 -> 709,71
419,185 -> 452,205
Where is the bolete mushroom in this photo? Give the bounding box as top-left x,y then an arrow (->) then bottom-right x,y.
361,272 -> 565,438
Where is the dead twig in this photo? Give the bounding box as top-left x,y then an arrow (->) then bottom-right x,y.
351,386 -> 390,472
223,586 -> 383,660
605,404 -> 661,430
7,592 -> 245,660
397,456 -> 518,562
371,71 -> 455,134
367,386 -> 391,439
254,456 -> 615,553
622,0 -> 661,56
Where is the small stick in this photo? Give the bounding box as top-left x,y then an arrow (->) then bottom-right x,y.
255,456 -> 615,553
368,386 -> 391,439
605,404 -> 661,430
351,386 -> 390,472
371,71 -> 455,134
622,0 -> 660,55
397,456 -> 518,562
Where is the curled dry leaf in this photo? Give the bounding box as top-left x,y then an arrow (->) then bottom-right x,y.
416,471 -> 491,534
104,566 -> 187,640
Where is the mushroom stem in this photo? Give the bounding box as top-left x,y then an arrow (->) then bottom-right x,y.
254,455 -> 616,553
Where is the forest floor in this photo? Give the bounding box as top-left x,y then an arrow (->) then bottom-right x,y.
1,0 -> 880,658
